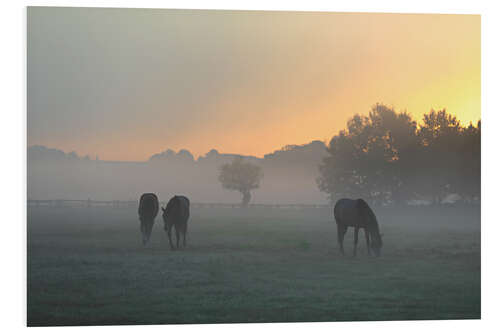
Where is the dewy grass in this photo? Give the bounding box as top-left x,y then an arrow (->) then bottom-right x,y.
27,205 -> 480,326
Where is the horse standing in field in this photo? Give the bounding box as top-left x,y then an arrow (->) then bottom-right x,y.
334,198 -> 383,257
138,193 -> 159,245
162,195 -> 190,250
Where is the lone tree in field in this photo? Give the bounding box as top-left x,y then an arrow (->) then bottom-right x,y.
218,157 -> 263,207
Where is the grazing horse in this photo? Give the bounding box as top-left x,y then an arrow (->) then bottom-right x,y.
334,198 -> 383,257
138,193 -> 159,245
162,195 -> 190,250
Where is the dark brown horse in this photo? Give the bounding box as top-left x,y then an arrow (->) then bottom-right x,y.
334,198 -> 383,257
162,195 -> 190,250
138,193 -> 159,245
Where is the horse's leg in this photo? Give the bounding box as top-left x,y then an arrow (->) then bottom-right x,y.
147,221 -> 154,243
144,222 -> 150,244
364,228 -> 371,256
140,221 -> 146,245
175,225 -> 180,249
183,223 -> 187,248
337,224 -> 346,255
166,224 -> 174,250
353,227 -> 359,257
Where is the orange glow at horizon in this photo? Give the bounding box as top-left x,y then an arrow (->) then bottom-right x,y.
28,10 -> 480,161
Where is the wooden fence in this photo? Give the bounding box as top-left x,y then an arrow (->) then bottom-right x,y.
27,199 -> 330,210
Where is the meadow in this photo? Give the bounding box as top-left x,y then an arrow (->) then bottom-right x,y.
27,204 -> 480,326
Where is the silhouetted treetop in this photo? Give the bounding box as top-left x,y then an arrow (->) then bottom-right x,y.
149,149 -> 194,162
28,145 -> 83,161
318,104 -> 480,205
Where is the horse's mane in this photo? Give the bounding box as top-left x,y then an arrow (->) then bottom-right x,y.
357,199 -> 380,235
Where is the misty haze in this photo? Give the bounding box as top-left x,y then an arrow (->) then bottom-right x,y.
27,7 -> 480,327
27,140 -> 327,204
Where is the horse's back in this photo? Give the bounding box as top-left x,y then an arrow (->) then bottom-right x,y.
138,193 -> 159,219
166,195 -> 190,225
334,198 -> 365,227
177,196 -> 190,221
177,196 -> 190,209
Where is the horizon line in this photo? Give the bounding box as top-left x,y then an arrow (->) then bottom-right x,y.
27,139 -> 327,163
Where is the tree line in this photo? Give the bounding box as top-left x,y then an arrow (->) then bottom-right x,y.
219,104 -> 480,207
317,104 -> 480,206
28,103 -> 481,207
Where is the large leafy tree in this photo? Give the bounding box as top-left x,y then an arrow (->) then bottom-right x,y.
218,157 -> 263,207
366,105 -> 420,205
318,130 -> 365,202
318,104 -> 420,205
417,109 -> 463,204
457,121 -> 481,202
317,104 -> 480,205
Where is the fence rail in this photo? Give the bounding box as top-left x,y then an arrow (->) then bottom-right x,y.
27,199 -> 330,210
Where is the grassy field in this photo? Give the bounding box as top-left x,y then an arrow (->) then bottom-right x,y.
27,204 -> 480,326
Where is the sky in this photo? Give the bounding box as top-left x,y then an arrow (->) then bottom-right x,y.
27,7 -> 481,161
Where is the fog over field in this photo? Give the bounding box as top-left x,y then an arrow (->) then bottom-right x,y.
26,8 -> 481,326
28,141 -> 327,204
26,108 -> 481,326
27,204 -> 480,326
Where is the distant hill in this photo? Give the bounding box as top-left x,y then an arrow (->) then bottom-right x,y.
263,140 -> 327,172
27,141 -> 329,204
149,149 -> 195,163
29,141 -> 326,166
28,145 -> 85,161
197,149 -> 262,165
